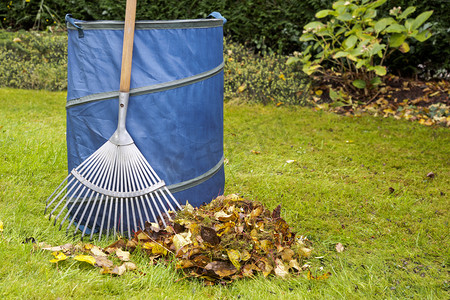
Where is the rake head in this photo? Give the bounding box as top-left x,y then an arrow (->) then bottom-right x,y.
45,140 -> 182,241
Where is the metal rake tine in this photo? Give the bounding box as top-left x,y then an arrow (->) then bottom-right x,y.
154,190 -> 172,222
73,191 -> 98,235
120,198 -> 124,238
46,176 -> 76,217
143,194 -> 158,227
123,147 -> 137,236
96,153 -> 117,240
126,148 -> 141,234
65,192 -> 90,234
126,151 -> 147,229
48,176 -> 81,220
89,194 -> 105,241
80,193 -> 101,240
55,183 -> 87,227
97,197 -> 111,241
69,147 -> 114,235
150,192 -> 167,228
88,145 -> 117,240
45,175 -> 69,213
164,186 -> 183,210
113,198 -> 119,240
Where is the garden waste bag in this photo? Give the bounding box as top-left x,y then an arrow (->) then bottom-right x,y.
64,14 -> 225,231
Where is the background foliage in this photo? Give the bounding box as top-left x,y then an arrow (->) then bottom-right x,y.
1,0 -> 448,77
0,30 -> 309,105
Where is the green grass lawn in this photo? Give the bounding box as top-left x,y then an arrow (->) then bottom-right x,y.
0,88 -> 448,299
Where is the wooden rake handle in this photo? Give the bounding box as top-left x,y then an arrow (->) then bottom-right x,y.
119,0 -> 137,93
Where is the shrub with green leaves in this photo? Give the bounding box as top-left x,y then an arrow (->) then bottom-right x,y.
0,31 -> 310,106
224,38 -> 309,106
0,30 -> 67,91
288,0 -> 433,102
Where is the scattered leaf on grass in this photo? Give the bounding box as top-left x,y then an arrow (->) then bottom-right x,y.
49,251 -> 68,263
426,172 -> 435,178
336,243 -> 345,253
42,243 -> 74,253
115,249 -> 130,262
94,256 -> 114,268
73,254 -> 96,266
90,246 -> 107,257
307,269 -> 332,280
0,220 -> 3,233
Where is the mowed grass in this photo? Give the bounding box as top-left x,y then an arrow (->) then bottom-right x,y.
0,88 -> 449,299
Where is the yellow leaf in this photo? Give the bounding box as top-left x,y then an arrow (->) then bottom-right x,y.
237,83 -> 247,93
259,240 -> 274,252
74,254 -> 96,266
298,247 -> 312,258
227,249 -> 241,270
307,269 -> 331,280
279,74 -> 286,81
214,210 -> 234,221
49,251 -> 68,263
0,220 -> 3,233
399,42 -> 410,53
315,89 -> 323,96
240,249 -> 251,261
172,232 -> 192,252
83,244 -> 94,250
143,242 -> 168,255
215,221 -> 235,236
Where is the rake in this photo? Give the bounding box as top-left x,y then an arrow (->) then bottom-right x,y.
45,0 -> 182,241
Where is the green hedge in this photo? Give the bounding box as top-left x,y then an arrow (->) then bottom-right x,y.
0,30 -> 309,105
1,0 -> 448,76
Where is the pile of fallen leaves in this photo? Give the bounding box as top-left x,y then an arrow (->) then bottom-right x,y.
134,194 -> 313,284
41,194 -> 314,284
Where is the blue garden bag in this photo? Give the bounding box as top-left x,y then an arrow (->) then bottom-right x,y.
65,14 -> 225,229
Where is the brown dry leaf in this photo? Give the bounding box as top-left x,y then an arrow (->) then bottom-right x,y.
176,259 -> 195,269
200,226 -> 220,245
242,263 -> 259,277
281,248 -> 295,262
124,262 -> 137,271
274,259 -> 289,278
205,261 -> 237,277
214,211 -> 235,222
90,246 -> 107,257
94,256 -> 114,268
107,264 -> 127,276
289,259 -> 301,272
115,249 -> 130,262
104,239 -> 127,254
336,243 -> 345,253
42,243 -> 74,253
307,269 -> 332,280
